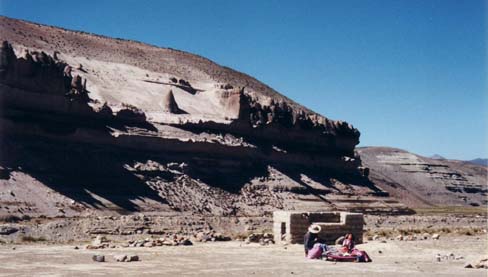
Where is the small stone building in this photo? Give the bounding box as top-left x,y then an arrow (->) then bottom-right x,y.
273,211 -> 364,244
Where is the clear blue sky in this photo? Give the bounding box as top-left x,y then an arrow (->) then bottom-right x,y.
1,0 -> 487,160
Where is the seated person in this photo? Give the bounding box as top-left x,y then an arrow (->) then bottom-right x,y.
304,224 -> 329,259
341,233 -> 355,253
333,233 -> 371,262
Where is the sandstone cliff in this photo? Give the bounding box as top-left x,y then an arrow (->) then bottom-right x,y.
0,16 -> 409,219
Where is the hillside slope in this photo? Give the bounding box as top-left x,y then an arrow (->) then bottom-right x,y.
0,16 -> 411,220
358,147 -> 487,208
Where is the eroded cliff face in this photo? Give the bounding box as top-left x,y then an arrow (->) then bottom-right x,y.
0,16 -> 410,218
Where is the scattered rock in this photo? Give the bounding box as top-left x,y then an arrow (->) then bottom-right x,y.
473,257 -> 488,269
92,255 -> 105,262
195,232 -> 209,242
180,239 -> 193,246
372,235 -> 379,241
395,235 -> 403,241
432,234 -> 440,240
244,233 -> 274,245
128,255 -> 139,262
464,263 -> 473,268
0,226 -> 19,235
114,254 -> 128,262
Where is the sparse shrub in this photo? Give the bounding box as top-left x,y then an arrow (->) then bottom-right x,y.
20,236 -> 47,243
440,227 -> 452,233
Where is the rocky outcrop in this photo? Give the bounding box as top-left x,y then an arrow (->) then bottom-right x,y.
115,103 -> 147,122
1,41 -> 67,95
0,40 -> 90,102
162,90 -> 180,113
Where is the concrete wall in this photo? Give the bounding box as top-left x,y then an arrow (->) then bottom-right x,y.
273,211 -> 363,244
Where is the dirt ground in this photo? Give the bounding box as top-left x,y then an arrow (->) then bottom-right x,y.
0,235 -> 486,277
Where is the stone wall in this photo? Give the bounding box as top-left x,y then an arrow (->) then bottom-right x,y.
273,211 -> 364,244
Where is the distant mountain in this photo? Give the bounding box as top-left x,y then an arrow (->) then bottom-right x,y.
430,154 -> 446,160
429,154 -> 487,167
358,147 -> 487,208
467,158 -> 488,166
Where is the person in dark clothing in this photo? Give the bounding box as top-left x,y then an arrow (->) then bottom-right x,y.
303,224 -> 321,256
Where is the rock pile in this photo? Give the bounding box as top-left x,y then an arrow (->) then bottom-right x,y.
194,231 -> 231,242
244,233 -> 274,245
114,254 -> 139,262
124,235 -> 193,247
92,254 -> 140,263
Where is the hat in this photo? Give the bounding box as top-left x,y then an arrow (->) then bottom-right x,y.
308,224 -> 321,234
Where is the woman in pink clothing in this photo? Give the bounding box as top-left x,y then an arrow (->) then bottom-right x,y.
341,233 -> 372,262
341,233 -> 355,253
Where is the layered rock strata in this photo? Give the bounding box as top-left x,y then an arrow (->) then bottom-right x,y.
0,16 -> 409,219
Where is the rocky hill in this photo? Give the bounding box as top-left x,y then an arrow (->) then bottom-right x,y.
358,147 -> 487,208
0,16 -> 412,227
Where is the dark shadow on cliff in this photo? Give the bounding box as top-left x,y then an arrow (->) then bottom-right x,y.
173,122 -> 385,195
0,135 -> 167,212
184,159 -> 269,194
0,94 -> 166,212
0,42 -> 166,212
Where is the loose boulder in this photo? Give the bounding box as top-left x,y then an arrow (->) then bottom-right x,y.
114,254 -> 128,262
92,255 -> 105,262
128,255 -> 139,262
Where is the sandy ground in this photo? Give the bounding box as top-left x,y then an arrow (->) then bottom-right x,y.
0,235 -> 486,277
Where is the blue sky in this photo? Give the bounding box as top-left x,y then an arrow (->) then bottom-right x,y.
1,0 -> 487,160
